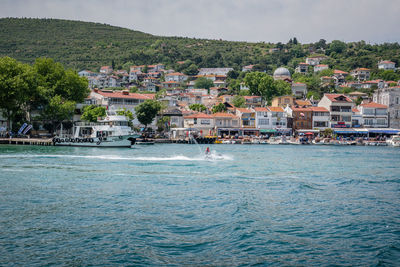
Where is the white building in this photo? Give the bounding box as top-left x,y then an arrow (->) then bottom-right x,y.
373,86 -> 400,128
306,56 -> 326,66
198,68 -> 233,76
254,107 -> 287,130
99,66 -> 113,74
295,63 -> 309,74
165,72 -> 188,82
350,68 -> 371,81
378,61 -> 396,71
310,107 -> 330,130
358,102 -> 388,128
318,94 -> 354,128
212,112 -> 240,129
183,113 -> 214,136
314,64 -> 329,73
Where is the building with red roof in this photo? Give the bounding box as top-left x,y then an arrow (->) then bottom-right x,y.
358,102 -> 388,128
318,94 -> 354,128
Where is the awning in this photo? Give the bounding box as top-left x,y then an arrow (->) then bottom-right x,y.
368,129 -> 400,134
260,129 -> 276,133
297,129 -> 320,133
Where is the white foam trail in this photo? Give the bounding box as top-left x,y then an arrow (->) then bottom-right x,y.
0,154 -> 233,161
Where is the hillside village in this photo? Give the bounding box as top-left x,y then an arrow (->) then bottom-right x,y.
71,57 -> 400,140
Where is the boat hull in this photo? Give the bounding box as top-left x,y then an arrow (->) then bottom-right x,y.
53,136 -> 137,148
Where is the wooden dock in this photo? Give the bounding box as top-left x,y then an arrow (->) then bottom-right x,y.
0,138 -> 53,146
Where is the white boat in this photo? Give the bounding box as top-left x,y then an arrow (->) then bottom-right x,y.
386,135 -> 400,147
53,111 -> 140,147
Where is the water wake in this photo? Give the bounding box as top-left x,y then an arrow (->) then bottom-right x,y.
0,153 -> 233,161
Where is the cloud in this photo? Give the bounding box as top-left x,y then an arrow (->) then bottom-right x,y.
1,0 -> 400,43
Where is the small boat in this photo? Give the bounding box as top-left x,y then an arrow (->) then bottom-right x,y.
386,135 -> 400,147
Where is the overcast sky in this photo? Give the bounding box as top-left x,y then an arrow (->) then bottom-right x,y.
2,0 -> 400,43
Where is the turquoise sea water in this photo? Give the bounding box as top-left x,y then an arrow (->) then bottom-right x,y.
0,144 -> 399,266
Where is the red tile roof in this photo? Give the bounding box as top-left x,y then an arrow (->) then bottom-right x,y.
166,72 -> 186,76
96,90 -> 155,100
360,102 -> 388,109
352,108 -> 360,113
254,107 -> 269,112
310,107 -> 329,112
334,70 -> 349,74
267,106 -> 284,112
212,112 -> 237,118
236,108 -> 253,113
379,61 -> 395,64
324,94 -> 353,103
184,113 -> 213,119
292,107 -> 312,112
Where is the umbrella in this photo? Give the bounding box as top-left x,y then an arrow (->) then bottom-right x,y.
305,132 -> 314,135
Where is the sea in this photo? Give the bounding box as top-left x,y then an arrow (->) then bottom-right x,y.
0,144 -> 399,266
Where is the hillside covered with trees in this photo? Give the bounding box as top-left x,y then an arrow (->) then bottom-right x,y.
1,18 -> 400,74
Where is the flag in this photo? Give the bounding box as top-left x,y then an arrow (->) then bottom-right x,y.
23,125 -> 32,134
18,123 -> 27,135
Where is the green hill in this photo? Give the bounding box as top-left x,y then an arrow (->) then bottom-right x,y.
1,18 -> 400,74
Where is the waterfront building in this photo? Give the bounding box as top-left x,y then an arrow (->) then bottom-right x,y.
295,63 -> 309,74
162,107 -> 184,128
273,67 -> 291,81
213,112 -> 240,129
183,113 -> 214,136
350,68 -> 371,81
318,94 -> 354,128
291,107 -> 312,130
373,86 -> 400,128
310,107 -> 330,130
291,83 -> 307,98
352,107 -> 362,127
236,108 -> 255,128
378,60 -> 396,71
358,102 -> 389,128
254,107 -> 287,131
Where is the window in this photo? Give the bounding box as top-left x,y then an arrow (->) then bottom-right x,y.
364,119 -> 373,125
331,115 -> 340,121
342,116 -> 351,122
341,106 -> 351,112
363,108 -> 374,115
377,119 -> 386,125
314,121 -> 327,127
258,119 -> 269,125
194,118 -> 197,124
331,106 -> 340,112
201,120 -> 210,125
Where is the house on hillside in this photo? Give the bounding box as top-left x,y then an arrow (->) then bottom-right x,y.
350,68 -> 371,81
378,61 -> 396,71
318,94 -> 354,128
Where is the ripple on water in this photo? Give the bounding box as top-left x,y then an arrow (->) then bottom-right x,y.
0,144 -> 399,266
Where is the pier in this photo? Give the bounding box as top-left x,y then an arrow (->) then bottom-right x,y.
0,138 -> 53,146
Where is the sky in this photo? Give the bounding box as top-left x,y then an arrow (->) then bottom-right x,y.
1,0 -> 400,44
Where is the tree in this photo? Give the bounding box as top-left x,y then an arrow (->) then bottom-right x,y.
329,40 -> 347,54
182,64 -> 199,76
116,108 -> 134,120
273,80 -> 291,96
81,105 -> 106,122
0,57 -> 37,130
156,116 -> 170,132
134,99 -> 162,128
40,95 -> 76,133
33,57 -> 89,132
189,103 -> 207,112
232,95 -> 246,108
212,103 -> 227,113
194,77 -> 214,90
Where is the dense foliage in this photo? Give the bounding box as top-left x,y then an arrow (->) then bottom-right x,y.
81,105 -> 106,122
2,18 -> 399,74
134,99 -> 162,127
0,56 -> 88,132
189,103 -> 207,112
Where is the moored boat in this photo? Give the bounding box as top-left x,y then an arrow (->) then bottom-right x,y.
53,111 -> 139,147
